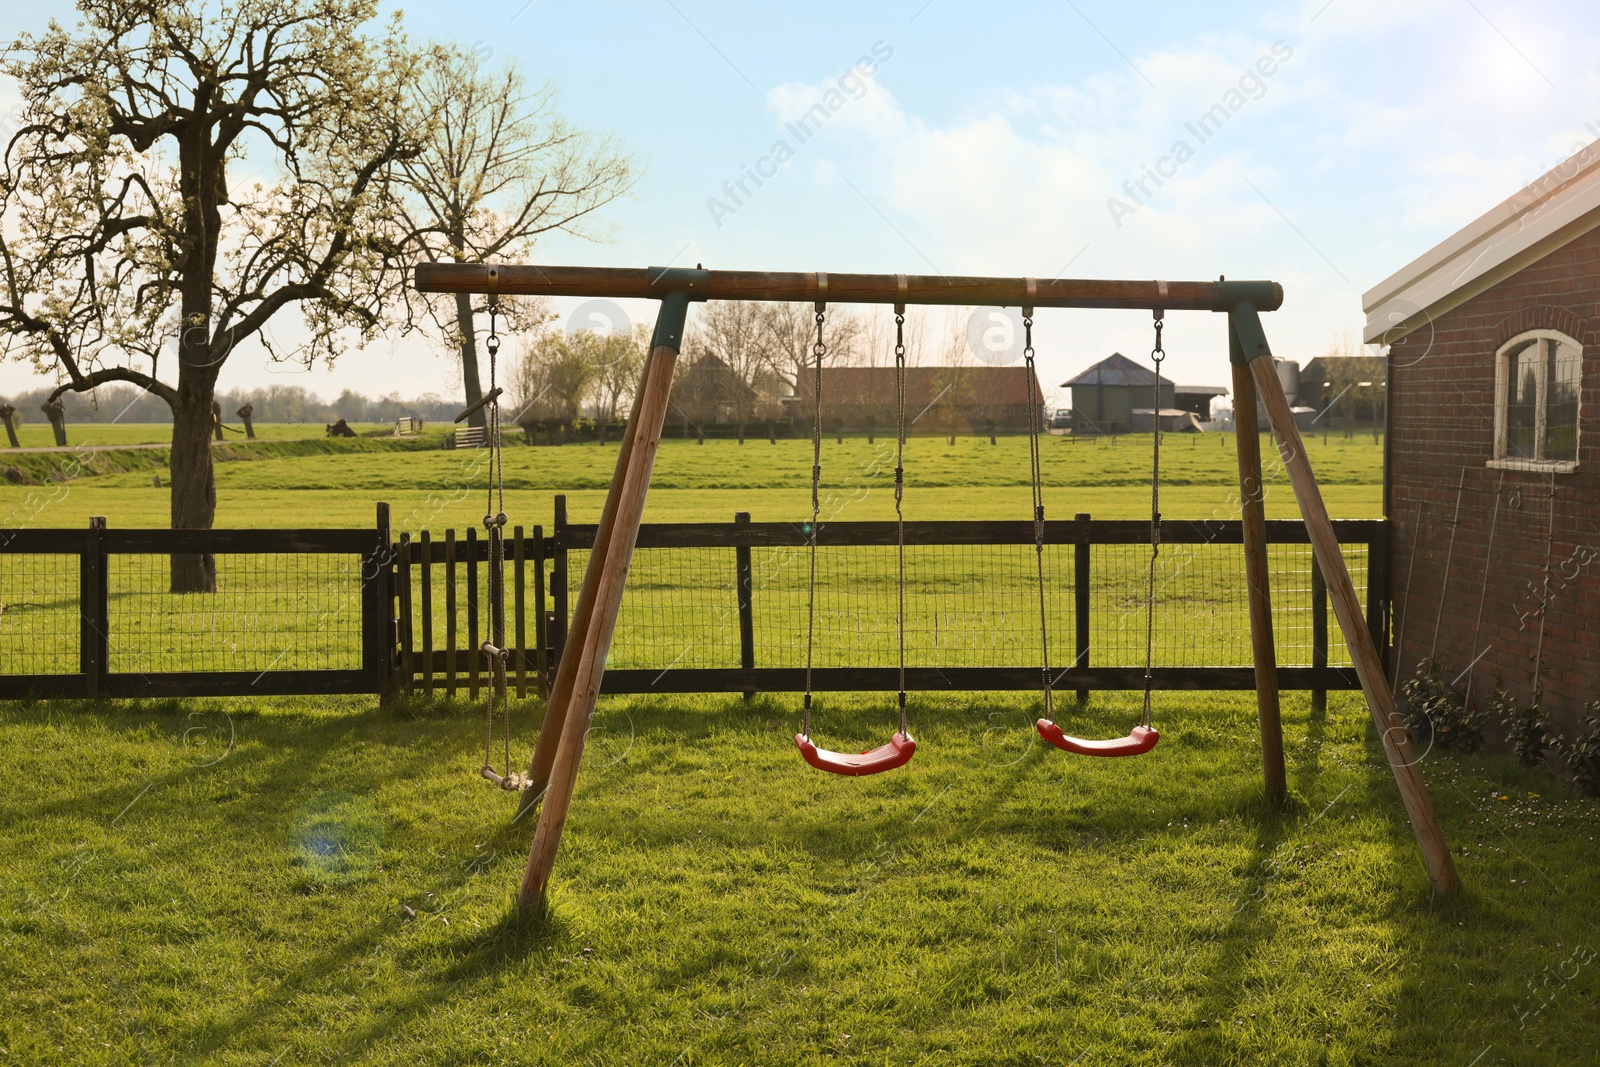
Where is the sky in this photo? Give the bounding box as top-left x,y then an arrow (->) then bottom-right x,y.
3,0 -> 1599,407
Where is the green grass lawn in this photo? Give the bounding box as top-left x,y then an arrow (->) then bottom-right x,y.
11,428 -> 1597,1064
1,691 -> 1595,1065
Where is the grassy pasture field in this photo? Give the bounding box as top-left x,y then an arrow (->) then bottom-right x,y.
4,430 -> 1599,1065
5,430 -> 1386,531
0,420 -> 400,449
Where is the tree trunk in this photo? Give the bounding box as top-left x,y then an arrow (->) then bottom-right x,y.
170,374 -> 219,592
455,292 -> 487,430
0,405 -> 17,448
42,402 -> 67,446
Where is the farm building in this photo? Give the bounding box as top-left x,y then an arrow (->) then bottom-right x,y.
1131,408 -> 1205,433
790,364 -> 1045,434
1300,355 -> 1386,427
1061,352 -> 1174,435
1365,139 -> 1600,746
1173,383 -> 1228,420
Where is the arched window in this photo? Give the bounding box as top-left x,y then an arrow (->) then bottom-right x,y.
1491,330 -> 1583,471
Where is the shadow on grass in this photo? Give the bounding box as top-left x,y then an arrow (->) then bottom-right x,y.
179,813 -> 553,1063
2,696 -> 476,825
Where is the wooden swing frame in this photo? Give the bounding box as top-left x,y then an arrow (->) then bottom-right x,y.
413,263 -> 1461,908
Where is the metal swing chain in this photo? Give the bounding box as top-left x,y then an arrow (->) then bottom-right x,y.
483,288 -> 512,784
893,299 -> 908,735
1022,308 -> 1052,719
802,296 -> 827,739
1142,311 -> 1165,728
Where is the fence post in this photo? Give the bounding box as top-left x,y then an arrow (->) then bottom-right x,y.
514,525 -> 527,699
735,511 -> 755,699
1367,525 -> 1391,676
373,502 -> 403,701
1311,554 -> 1327,717
551,495 -> 569,674
467,526 -> 480,701
445,529 -> 458,697
391,531 -> 411,700
419,530 -> 433,695
81,517 -> 108,697
533,524 -> 549,695
1074,512 -> 1091,703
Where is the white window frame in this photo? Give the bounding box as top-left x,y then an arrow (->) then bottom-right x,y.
1489,329 -> 1582,474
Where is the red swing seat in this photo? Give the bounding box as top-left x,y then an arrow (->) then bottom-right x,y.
795,731 -> 916,777
1036,720 -> 1159,758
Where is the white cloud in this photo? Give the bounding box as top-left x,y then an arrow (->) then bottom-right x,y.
720,1 -> 1600,388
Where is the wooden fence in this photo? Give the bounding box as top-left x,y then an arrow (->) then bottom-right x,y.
0,508 -> 394,699
535,496 -> 1386,698
1,497 -> 1389,701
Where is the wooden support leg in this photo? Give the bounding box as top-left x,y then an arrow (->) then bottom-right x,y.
518,338 -> 681,907
1238,311 -> 1459,895
517,349 -> 655,815
1231,357 -> 1287,803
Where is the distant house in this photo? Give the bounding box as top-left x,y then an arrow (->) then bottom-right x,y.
1299,355 -> 1387,426
1061,352 -> 1174,435
1173,384 -> 1228,421
790,364 -> 1044,434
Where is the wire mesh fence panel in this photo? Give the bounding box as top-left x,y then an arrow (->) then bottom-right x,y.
560,534 -> 1369,674
107,553 -> 364,674
0,554 -> 79,675
1269,542 -> 1365,668
561,548 -> 743,670
1092,542 -> 1248,668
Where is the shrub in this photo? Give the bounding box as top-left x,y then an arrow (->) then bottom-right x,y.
1554,701 -> 1600,797
1399,658 -> 1486,753
1493,685 -> 1549,767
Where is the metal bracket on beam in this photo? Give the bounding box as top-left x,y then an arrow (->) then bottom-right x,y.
1227,303 -> 1274,365
646,266 -> 710,351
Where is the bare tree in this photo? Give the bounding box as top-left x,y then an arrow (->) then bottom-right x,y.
0,0 -> 421,590
754,301 -> 862,384
591,322 -> 646,425
924,308 -> 978,441
512,329 -> 595,444
691,300 -> 767,438
396,46 -> 637,428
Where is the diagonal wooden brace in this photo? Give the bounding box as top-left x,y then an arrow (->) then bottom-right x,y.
1230,303 -> 1459,896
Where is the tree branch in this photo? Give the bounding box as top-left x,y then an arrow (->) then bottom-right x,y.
49,365 -> 177,407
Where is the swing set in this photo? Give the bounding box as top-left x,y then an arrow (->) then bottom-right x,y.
415,262 -> 1460,910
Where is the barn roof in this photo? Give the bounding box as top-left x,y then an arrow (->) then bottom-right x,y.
1060,352 -> 1172,389
1362,136 -> 1600,344
1174,383 -> 1229,397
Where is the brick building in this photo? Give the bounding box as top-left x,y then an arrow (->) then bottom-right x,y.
1363,142 -> 1600,743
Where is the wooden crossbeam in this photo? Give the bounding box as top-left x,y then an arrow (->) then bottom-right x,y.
414,263 -> 1282,313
